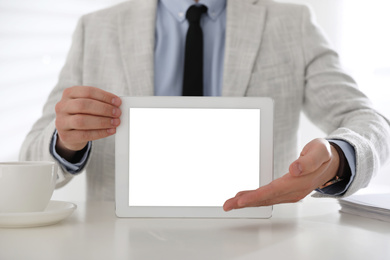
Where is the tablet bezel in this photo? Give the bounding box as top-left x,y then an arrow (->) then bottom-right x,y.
115,97 -> 273,218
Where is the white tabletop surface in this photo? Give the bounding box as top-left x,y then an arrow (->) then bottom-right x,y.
0,197 -> 389,260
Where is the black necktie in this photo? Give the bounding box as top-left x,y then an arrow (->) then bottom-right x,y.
182,5 -> 208,96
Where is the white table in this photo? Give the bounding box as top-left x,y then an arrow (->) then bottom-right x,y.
1,198 -> 389,260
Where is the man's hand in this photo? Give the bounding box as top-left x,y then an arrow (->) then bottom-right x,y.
223,138 -> 340,211
54,86 -> 122,160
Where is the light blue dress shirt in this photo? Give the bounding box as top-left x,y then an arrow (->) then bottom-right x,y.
154,0 -> 226,96
51,0 -> 356,196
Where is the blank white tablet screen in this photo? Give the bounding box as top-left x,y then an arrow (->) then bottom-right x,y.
128,108 -> 260,207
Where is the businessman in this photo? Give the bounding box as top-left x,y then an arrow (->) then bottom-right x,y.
20,0 -> 390,207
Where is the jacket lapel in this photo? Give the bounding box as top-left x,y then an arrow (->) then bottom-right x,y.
117,0 -> 266,97
118,0 -> 157,96
222,0 -> 267,96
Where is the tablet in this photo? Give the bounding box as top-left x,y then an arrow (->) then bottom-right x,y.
115,97 -> 273,218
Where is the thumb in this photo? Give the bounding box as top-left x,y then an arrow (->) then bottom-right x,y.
289,138 -> 332,176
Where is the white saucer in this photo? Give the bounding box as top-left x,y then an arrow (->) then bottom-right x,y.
0,200 -> 77,228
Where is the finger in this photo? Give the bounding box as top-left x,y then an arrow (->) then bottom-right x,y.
290,139 -> 331,176
223,197 -> 239,211
64,86 -> 122,106
223,189 -> 273,211
223,190 -> 253,211
235,190 -> 253,197
239,186 -> 311,207
66,98 -> 122,118
59,128 -> 117,147
65,114 -> 120,130
223,172 -> 316,211
224,182 -> 309,211
236,182 -> 278,208
223,182 -> 277,211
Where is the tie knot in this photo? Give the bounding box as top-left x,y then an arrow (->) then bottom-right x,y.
186,5 -> 208,23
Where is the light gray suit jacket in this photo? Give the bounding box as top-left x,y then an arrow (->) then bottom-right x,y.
20,0 -> 390,201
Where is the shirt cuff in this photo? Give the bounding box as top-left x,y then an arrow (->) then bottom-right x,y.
50,130 -> 91,174
316,139 -> 356,196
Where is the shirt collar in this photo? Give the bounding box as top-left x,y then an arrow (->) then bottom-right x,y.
160,0 -> 226,22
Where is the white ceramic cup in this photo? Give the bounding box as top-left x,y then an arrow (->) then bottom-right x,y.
0,161 -> 57,213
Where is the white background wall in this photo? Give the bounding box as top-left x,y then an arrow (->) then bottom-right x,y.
0,0 -> 389,201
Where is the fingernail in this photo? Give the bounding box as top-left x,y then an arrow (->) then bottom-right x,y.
112,108 -> 120,116
112,97 -> 121,106
293,162 -> 302,176
111,119 -> 120,126
107,128 -> 116,134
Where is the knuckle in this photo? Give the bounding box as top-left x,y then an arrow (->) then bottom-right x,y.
55,100 -> 67,114
54,102 -> 62,114
84,87 -> 92,98
105,105 -> 113,116
83,86 -> 95,98
235,191 -> 245,197
74,99 -> 87,112
313,138 -> 325,144
318,139 -> 332,156
100,118 -> 108,128
101,93 -> 109,103
62,87 -> 73,98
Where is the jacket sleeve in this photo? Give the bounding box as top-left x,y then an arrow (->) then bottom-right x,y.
19,17 -> 91,189
299,5 -> 390,197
